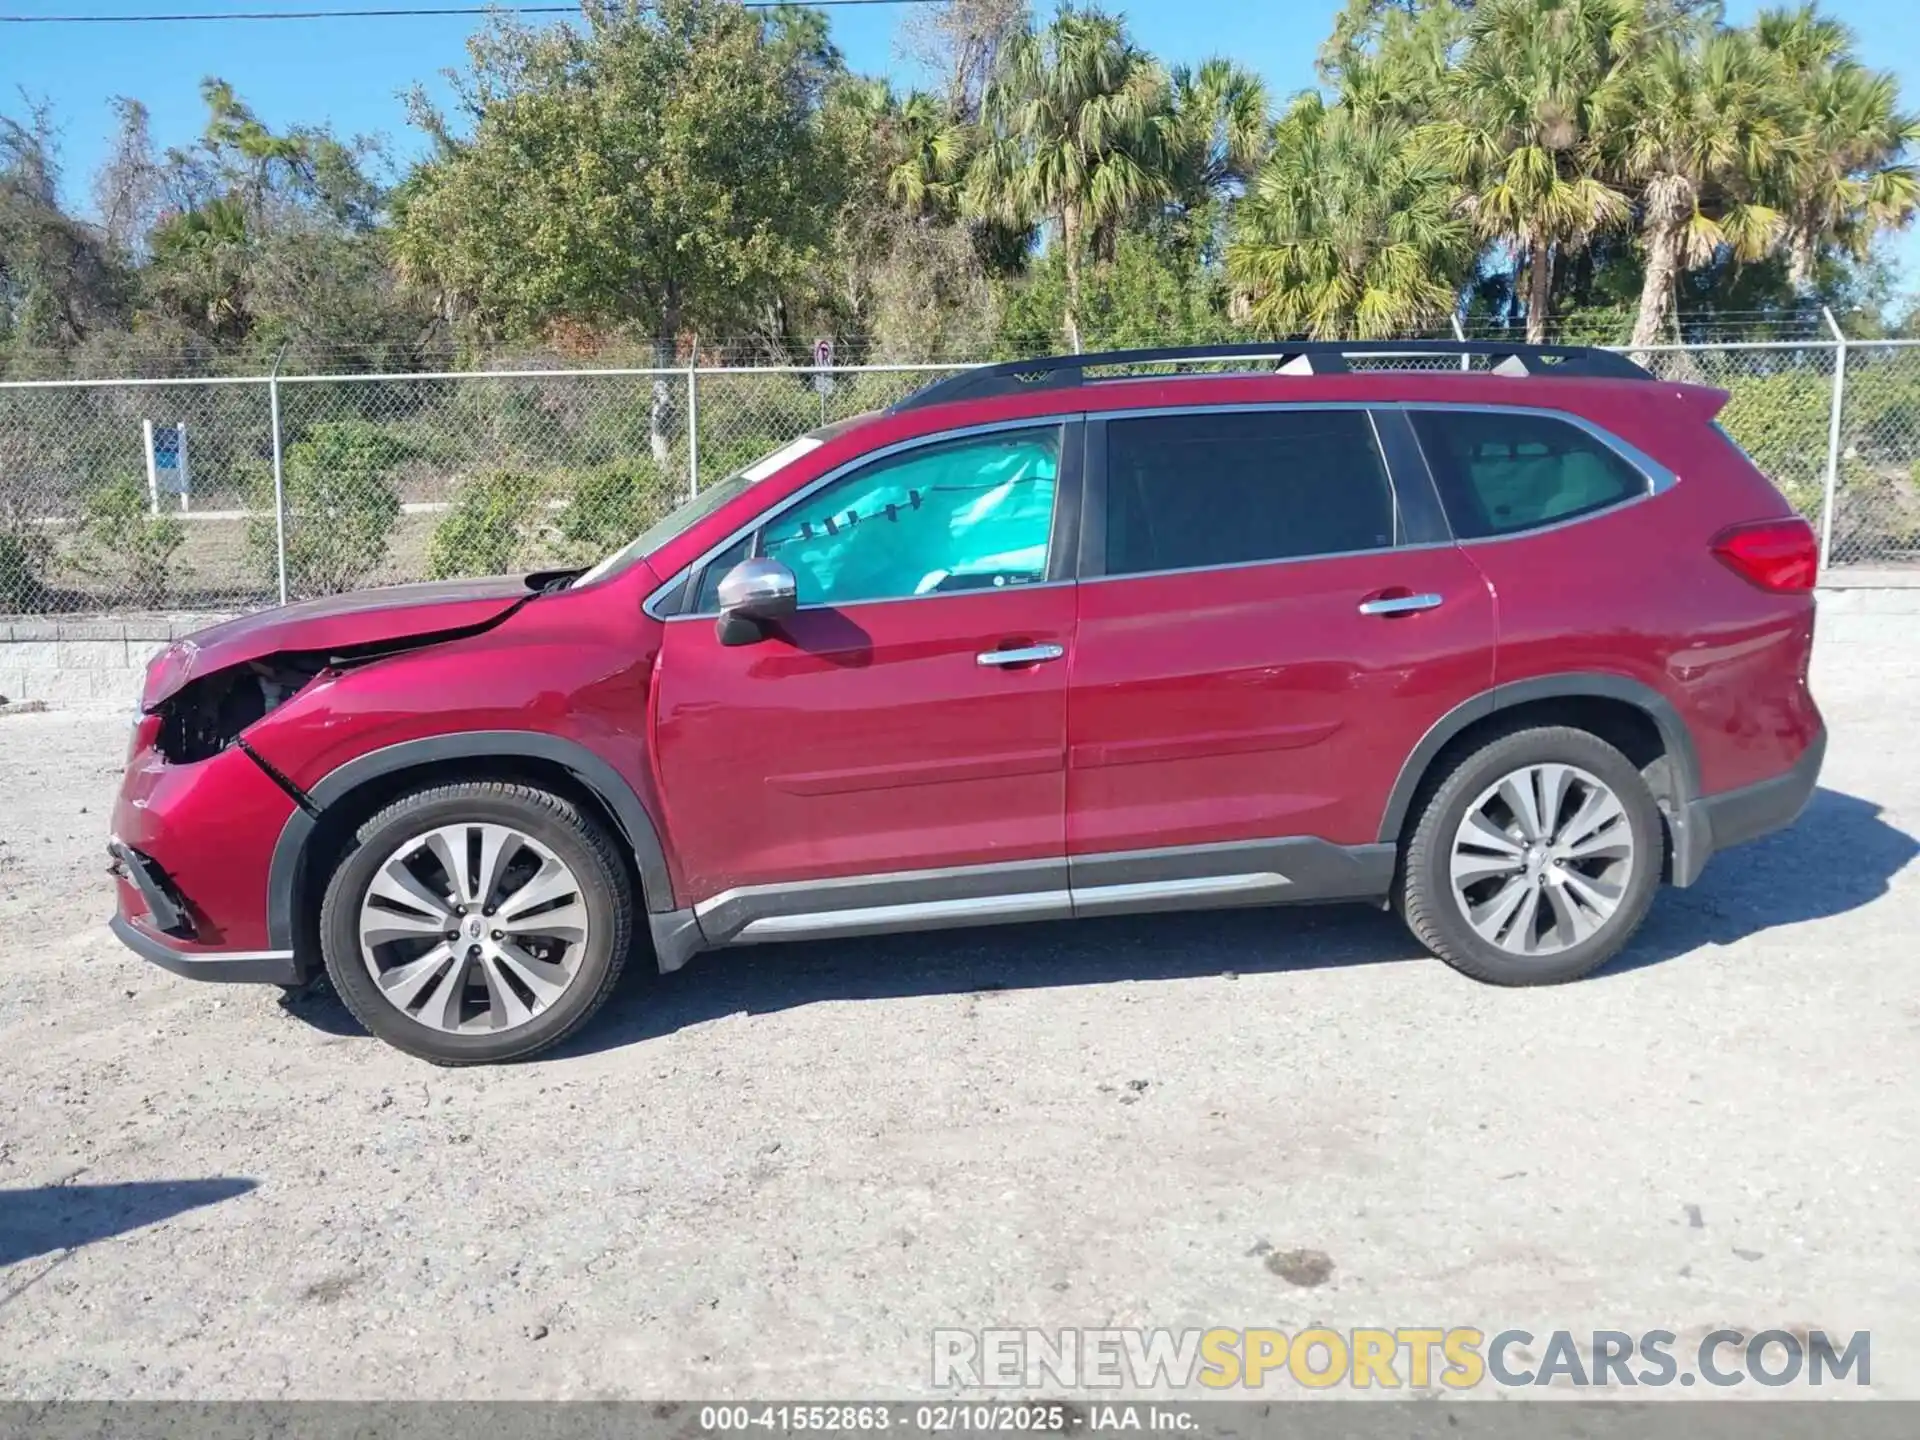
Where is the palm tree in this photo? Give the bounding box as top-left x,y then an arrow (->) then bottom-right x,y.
1612,29 -> 1792,351
1319,0 -> 1468,128
1159,58 -> 1272,246
824,80 -> 971,224
148,195 -> 253,339
1756,4 -> 1920,293
1227,92 -> 1472,339
887,89 -> 973,222
200,79 -> 310,214
966,6 -> 1170,351
1427,0 -> 1646,343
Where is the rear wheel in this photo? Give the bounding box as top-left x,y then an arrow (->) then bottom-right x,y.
1398,726 -> 1662,985
319,781 -> 632,1064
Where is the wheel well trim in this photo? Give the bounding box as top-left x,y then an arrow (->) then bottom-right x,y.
1376,673 -> 1702,846
265,730 -> 674,953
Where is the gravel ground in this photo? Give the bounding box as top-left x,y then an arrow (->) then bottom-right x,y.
1,626 -> 1916,1402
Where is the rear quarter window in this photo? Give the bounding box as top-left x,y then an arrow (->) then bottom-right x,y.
1410,409 -> 1649,539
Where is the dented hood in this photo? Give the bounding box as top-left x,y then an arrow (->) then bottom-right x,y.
142,575 -> 535,707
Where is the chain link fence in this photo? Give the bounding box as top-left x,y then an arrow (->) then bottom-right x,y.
3,341 -> 1916,618
1632,341 -> 1920,571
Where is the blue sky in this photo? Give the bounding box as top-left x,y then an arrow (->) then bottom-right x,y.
3,0 -> 1917,282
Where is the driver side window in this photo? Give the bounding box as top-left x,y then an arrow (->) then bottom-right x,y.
750,426 -> 1061,608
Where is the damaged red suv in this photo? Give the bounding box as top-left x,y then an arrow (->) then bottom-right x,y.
109,342 -> 1826,1064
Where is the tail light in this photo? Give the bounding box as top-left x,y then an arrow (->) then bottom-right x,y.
1711,518 -> 1818,593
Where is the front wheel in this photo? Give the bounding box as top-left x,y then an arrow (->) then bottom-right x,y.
1398,726 -> 1663,986
318,781 -> 633,1064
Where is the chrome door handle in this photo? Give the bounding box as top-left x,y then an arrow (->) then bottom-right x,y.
1358,592 -> 1444,616
976,643 -> 1065,667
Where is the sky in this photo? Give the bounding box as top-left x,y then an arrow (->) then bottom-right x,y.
2,0 -> 1918,283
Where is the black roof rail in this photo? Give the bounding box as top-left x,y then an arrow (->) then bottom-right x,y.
889,340 -> 1652,414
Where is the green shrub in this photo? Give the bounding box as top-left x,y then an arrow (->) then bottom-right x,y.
694,373 -> 820,481
1717,371 -> 1833,518
1715,361 -> 1920,562
427,470 -> 544,579
996,232 -> 1231,359
78,474 -> 188,607
0,528 -> 53,614
553,459 -> 678,564
567,388 -> 659,468
251,420 -> 408,596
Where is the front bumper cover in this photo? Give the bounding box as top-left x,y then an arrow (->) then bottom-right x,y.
108,841 -> 302,985
108,914 -> 302,986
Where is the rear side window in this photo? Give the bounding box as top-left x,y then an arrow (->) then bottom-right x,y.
1410,409 -> 1648,539
1104,409 -> 1396,575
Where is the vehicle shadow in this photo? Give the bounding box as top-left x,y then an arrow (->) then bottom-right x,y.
280,786 -> 1914,1059
0,1179 -> 258,1267
1611,785 -> 1918,972
567,785 -> 1916,1056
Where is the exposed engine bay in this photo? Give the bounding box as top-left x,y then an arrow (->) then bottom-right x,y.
145,582 -> 551,765
155,655 -> 328,763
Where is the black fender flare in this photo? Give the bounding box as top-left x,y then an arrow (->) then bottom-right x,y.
265,730 -> 675,953
1376,672 -> 1705,880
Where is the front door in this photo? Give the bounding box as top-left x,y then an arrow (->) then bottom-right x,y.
1066,406 -> 1496,908
653,422 -> 1079,937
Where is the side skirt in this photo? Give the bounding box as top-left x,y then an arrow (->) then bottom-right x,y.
672,837 -> 1398,962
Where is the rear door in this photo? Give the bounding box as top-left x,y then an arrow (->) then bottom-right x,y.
1065,405 -> 1495,909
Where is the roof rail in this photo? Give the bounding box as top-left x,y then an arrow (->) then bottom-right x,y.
888,340 -> 1652,414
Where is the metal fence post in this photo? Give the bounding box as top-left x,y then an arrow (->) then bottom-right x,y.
142,418 -> 159,516
1819,306 -> 1847,579
686,361 -> 699,498
1450,313 -> 1470,369
269,347 -> 289,605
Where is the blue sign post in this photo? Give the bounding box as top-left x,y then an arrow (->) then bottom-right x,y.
143,420 -> 191,514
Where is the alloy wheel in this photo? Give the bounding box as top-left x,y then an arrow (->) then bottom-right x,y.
1448,762 -> 1636,957
357,822 -> 591,1034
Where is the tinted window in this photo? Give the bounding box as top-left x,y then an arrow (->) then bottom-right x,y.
753,427 -> 1060,607
1410,410 -> 1648,539
1104,410 -> 1395,576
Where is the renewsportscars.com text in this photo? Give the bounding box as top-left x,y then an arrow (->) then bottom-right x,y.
930,1327 -> 1871,1391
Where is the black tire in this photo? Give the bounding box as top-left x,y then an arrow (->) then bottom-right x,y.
1398,725 -> 1663,986
319,781 -> 633,1064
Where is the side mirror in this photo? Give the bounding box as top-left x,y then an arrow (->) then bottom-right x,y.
714,557 -> 797,646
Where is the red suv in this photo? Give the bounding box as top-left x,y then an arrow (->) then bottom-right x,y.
108,342 -> 1826,1064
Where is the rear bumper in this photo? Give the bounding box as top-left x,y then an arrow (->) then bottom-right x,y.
1671,726 -> 1826,887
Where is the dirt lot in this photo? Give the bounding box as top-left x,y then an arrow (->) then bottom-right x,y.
1,623 -> 1916,1401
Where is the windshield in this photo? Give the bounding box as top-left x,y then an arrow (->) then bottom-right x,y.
572,431 -> 835,589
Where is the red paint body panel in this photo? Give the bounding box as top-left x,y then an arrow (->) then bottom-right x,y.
141,575 -> 531,707
241,561 -> 678,865
652,588 -> 1075,902
1464,390 -> 1823,796
1067,547 -> 1496,853
110,716 -> 296,950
